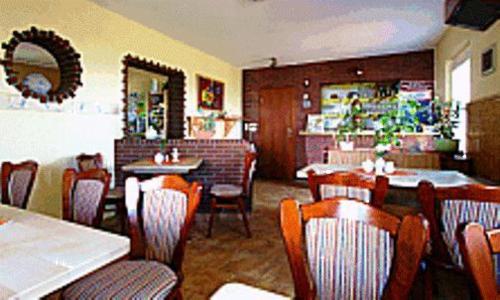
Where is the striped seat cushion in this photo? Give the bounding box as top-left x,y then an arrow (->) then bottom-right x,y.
320,184 -> 371,203
72,179 -> 105,226
441,200 -> 500,285
63,260 -> 177,299
305,218 -> 394,300
8,169 -> 32,208
143,189 -> 187,264
210,184 -> 243,197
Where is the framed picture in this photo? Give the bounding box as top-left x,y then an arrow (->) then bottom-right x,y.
307,114 -> 325,133
482,44 -> 496,76
198,75 -> 224,110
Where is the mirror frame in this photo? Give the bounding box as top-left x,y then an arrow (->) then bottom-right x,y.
122,54 -> 186,139
1,26 -> 82,103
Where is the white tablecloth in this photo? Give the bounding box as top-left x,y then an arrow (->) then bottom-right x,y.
296,164 -> 476,188
0,205 -> 130,299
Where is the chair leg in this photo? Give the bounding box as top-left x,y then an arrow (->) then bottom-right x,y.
207,198 -> 217,238
423,262 -> 433,300
117,201 -> 127,235
237,197 -> 252,238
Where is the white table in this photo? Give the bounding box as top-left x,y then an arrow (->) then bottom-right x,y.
296,164 -> 477,188
0,205 -> 130,299
122,157 -> 203,174
211,283 -> 289,300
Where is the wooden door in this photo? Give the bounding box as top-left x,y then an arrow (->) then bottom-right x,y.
258,87 -> 297,180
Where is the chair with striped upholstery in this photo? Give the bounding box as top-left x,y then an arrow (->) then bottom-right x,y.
1,160 -> 38,209
280,198 -> 428,300
62,168 -> 111,228
63,175 -> 202,300
458,223 -> 500,300
307,170 -> 389,208
417,181 -> 500,299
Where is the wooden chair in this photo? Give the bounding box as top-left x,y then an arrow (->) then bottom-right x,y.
75,153 -> 103,172
62,168 -> 111,228
207,152 -> 257,238
76,152 -> 127,233
307,170 -> 389,208
458,223 -> 500,300
417,181 -> 500,298
280,198 -> 428,300
63,175 -> 202,300
1,160 -> 38,209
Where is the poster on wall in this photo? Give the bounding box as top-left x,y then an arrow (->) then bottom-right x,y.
198,75 -> 224,110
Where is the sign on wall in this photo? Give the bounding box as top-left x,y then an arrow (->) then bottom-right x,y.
197,75 -> 224,110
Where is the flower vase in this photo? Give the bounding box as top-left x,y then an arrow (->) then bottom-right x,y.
375,157 -> 385,175
154,152 -> 164,165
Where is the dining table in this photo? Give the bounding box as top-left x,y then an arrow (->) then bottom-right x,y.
296,163 -> 477,188
122,156 -> 203,175
0,205 -> 129,299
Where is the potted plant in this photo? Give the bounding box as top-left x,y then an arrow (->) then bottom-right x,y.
336,101 -> 363,151
433,98 -> 460,153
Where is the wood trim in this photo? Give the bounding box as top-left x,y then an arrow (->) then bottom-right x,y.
121,54 -> 186,139
75,153 -> 104,172
1,26 -> 82,103
417,181 -> 500,265
457,223 -> 500,300
62,168 -> 111,228
306,170 -> 389,208
1,160 -> 38,209
280,198 -> 428,299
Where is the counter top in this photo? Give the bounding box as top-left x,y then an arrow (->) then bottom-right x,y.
299,130 -> 440,136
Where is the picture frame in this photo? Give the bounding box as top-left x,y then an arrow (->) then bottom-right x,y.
307,114 -> 325,133
481,44 -> 496,76
197,75 -> 224,110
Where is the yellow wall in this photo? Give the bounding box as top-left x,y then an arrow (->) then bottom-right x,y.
435,22 -> 500,101
0,0 -> 242,217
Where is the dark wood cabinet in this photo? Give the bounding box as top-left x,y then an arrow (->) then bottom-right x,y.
445,0 -> 500,31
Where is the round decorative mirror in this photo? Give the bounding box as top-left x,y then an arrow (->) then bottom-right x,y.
1,27 -> 82,103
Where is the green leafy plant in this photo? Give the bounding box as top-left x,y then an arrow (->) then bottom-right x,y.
374,98 -> 422,149
434,98 -> 460,139
336,103 -> 364,142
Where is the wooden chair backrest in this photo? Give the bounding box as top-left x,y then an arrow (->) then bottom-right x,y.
1,160 -> 38,209
242,152 -> 257,196
307,170 -> 388,208
62,168 -> 111,228
125,175 -> 202,274
418,181 -> 500,265
458,223 -> 500,300
76,153 -> 104,172
280,199 -> 428,300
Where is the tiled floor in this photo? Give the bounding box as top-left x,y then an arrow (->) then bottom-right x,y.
104,179 -> 470,299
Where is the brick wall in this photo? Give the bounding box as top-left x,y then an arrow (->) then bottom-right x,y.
115,139 -> 251,212
243,50 -> 435,170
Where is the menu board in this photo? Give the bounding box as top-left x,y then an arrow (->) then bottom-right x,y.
321,82 -> 398,131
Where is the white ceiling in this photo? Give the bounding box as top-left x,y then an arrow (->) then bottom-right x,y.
91,0 -> 446,68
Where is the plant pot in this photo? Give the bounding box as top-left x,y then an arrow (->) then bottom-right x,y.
339,141 -> 354,151
434,138 -> 459,153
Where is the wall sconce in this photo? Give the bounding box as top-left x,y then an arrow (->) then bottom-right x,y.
355,68 -> 364,76
303,79 -> 310,87
302,93 -> 311,109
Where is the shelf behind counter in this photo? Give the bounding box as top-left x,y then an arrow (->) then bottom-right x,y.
300,130 -> 439,165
